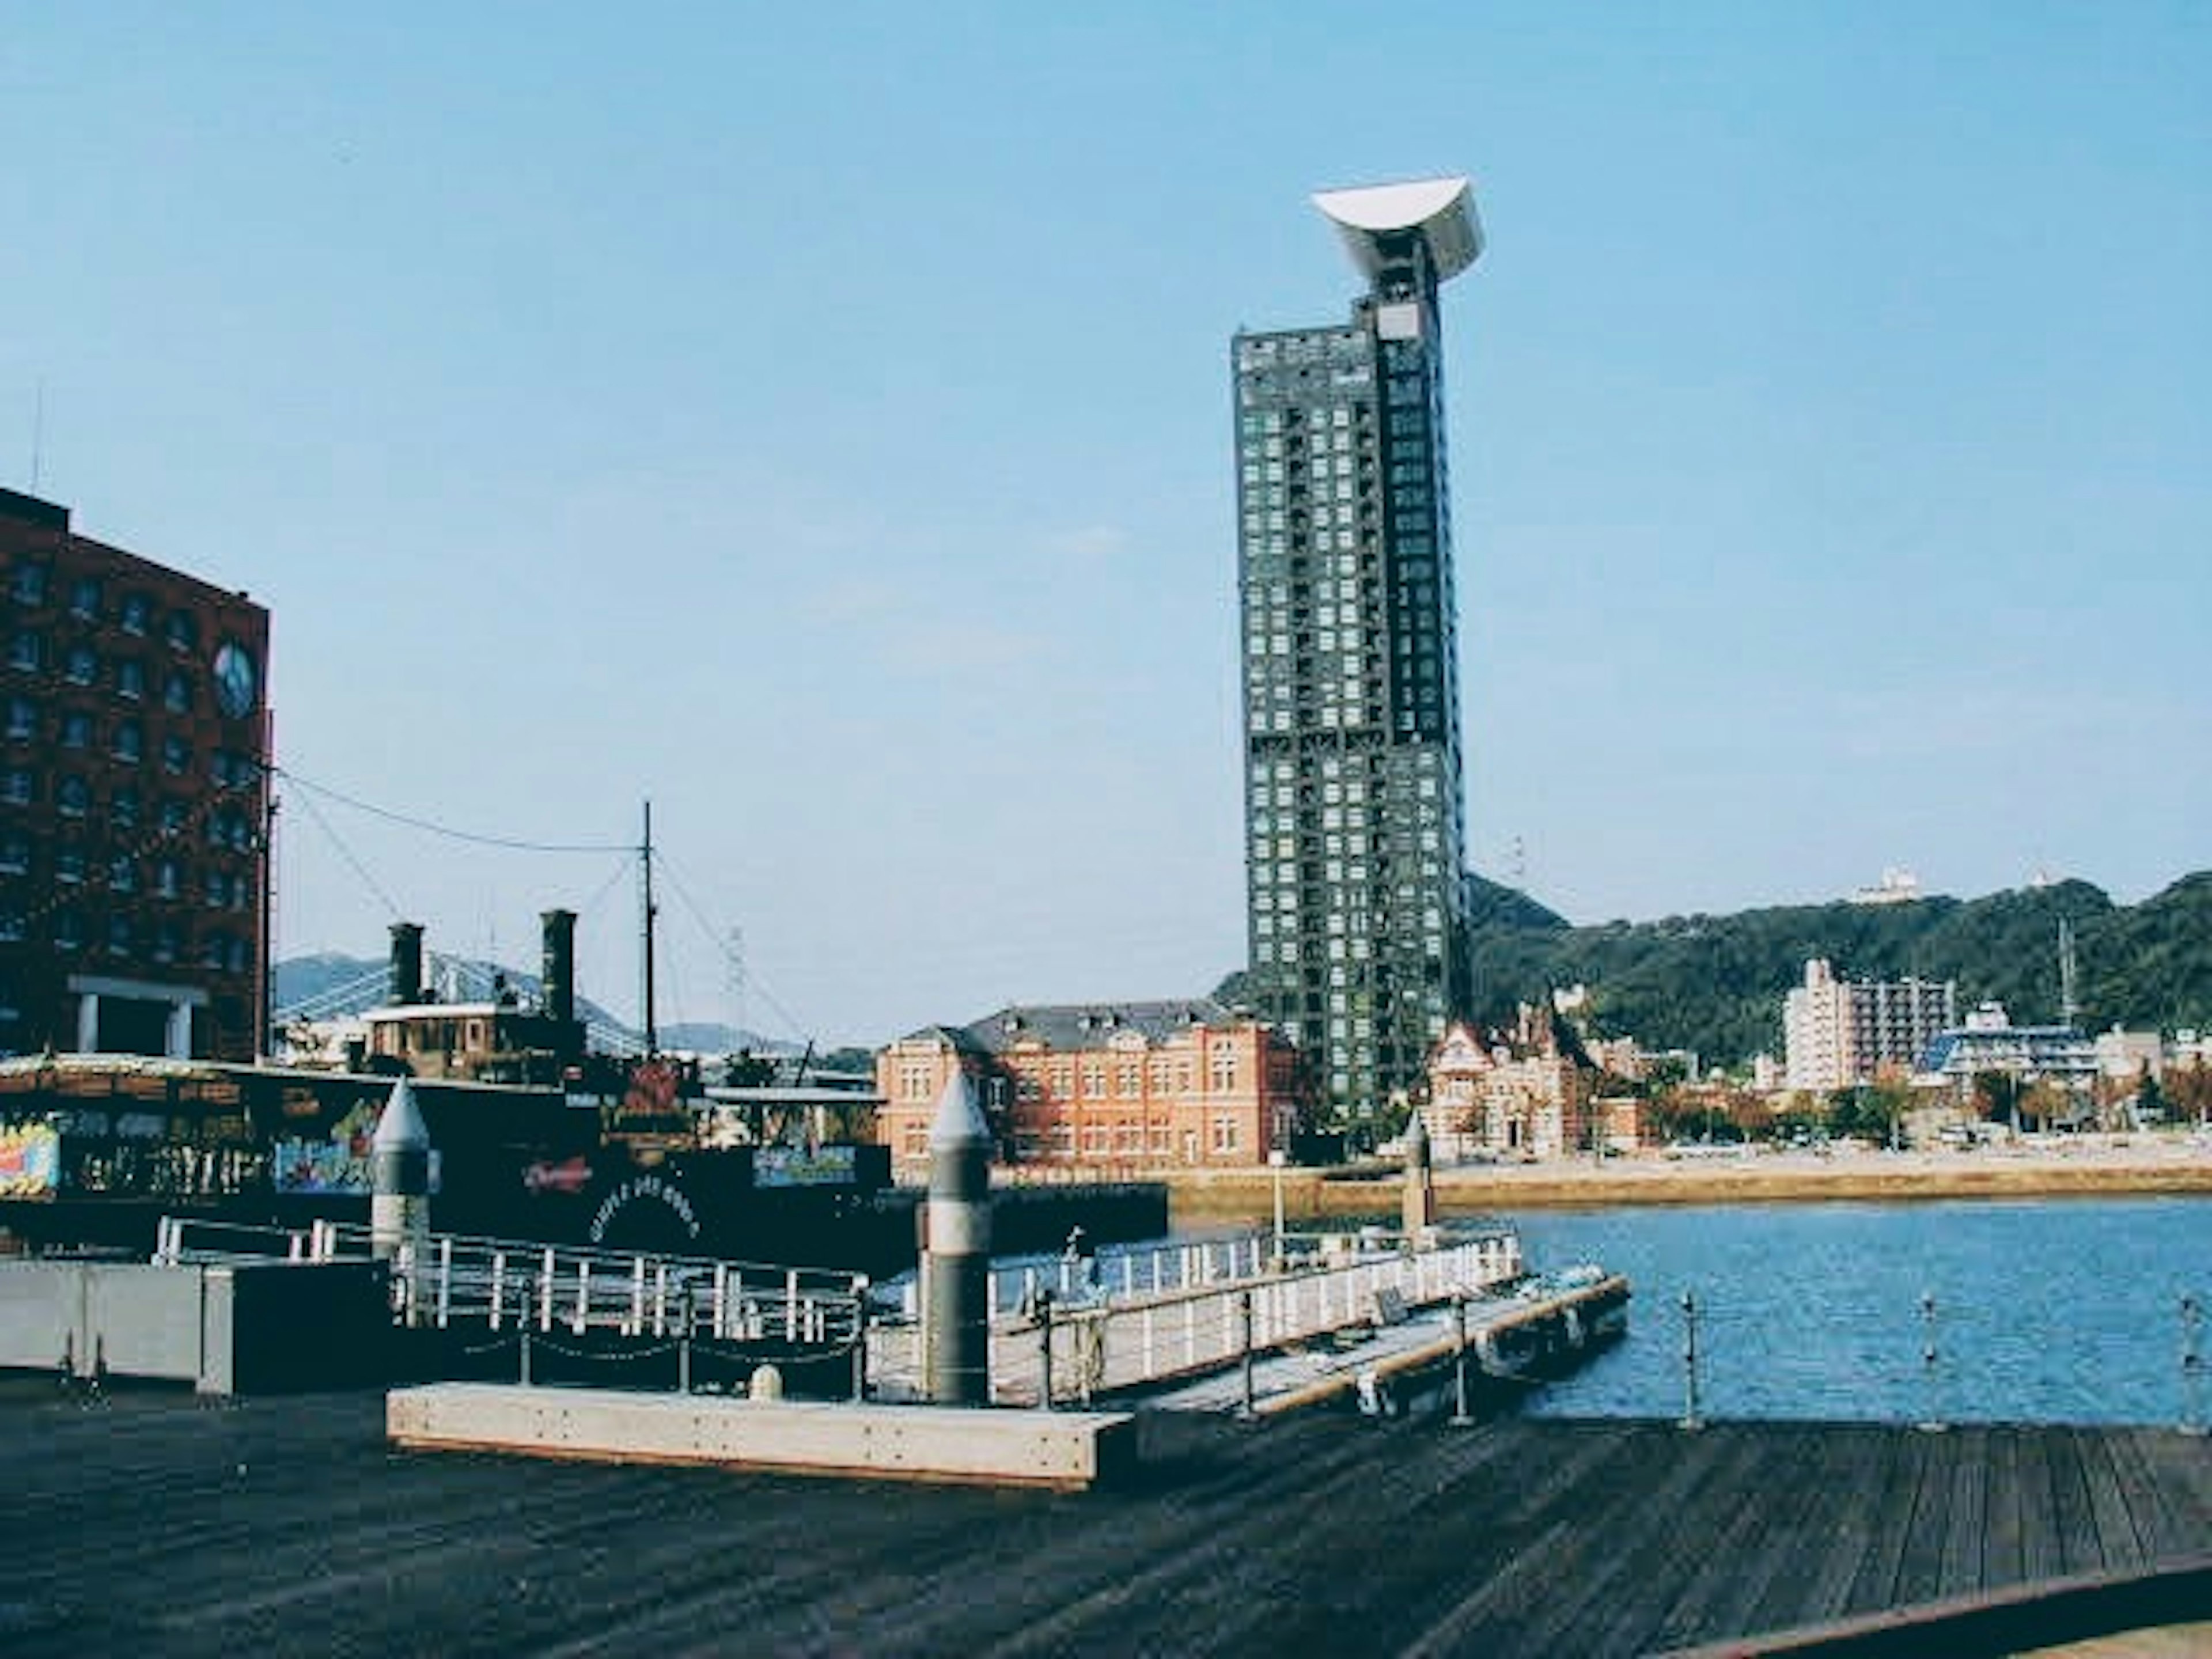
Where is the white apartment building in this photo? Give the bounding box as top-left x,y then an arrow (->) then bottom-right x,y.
1784,959 -> 1957,1094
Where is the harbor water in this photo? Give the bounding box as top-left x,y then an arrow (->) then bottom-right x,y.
1150,1195 -> 2210,1425
1501,1195 -> 2211,1426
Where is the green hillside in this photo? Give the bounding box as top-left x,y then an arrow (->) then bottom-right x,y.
1463,871 -> 2212,1069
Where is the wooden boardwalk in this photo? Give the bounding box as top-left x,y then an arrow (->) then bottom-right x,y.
4,1378 -> 2210,1657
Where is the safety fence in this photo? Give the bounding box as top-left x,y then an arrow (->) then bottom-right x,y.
871,1228 -> 1527,1407
152,1215 -> 870,1381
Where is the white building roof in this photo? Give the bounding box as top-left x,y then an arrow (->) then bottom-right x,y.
1312,176 -> 1483,284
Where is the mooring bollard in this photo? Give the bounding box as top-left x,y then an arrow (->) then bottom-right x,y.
2182,1295 -> 2205,1437
677,1285 -> 694,1396
851,1278 -> 870,1404
1917,1291 -> 1946,1433
1679,1290 -> 1702,1431
1037,1291 -> 1056,1411
1449,1293 -> 1474,1427
1238,1287 -> 1257,1419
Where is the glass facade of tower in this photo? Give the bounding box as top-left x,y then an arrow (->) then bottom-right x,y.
1233,225 -> 1473,1127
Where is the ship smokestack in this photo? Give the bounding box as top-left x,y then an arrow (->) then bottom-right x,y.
388,921 -> 425,1006
540,908 -> 577,1025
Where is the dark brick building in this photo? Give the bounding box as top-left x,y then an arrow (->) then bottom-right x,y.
1,487 -> 271,1060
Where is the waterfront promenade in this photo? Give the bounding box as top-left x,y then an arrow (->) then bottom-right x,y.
7,1377 -> 2210,1657
1171,1132 -> 2212,1224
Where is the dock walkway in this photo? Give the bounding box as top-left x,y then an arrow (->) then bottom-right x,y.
7,1379 -> 2210,1656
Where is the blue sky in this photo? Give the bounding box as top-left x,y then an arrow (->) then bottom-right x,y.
4,5 -> 2206,1046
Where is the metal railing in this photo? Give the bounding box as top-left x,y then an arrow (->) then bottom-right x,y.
869,1229 -> 1525,1407
152,1215 -> 869,1349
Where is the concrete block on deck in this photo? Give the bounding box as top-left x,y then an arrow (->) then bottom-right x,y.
387,1382 -> 1138,1490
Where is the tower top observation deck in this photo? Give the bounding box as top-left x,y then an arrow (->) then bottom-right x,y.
1312,176 -> 1483,287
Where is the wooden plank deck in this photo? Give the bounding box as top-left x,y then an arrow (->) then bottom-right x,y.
3,1378 -> 2210,1657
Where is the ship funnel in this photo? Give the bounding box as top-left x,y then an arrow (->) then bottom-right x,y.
388,922 -> 425,1006
540,908 -> 577,1025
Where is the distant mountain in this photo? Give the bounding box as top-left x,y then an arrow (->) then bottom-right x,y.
1210,872 -> 2211,1071
1464,872 -> 2212,1068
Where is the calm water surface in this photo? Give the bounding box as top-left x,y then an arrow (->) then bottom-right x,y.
1497,1196 -> 2210,1426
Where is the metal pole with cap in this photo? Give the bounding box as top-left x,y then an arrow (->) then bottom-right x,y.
370,1075 -> 433,1325
922,1072 -> 994,1406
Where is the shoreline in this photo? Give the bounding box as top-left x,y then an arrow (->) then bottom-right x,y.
1164,1135 -> 2212,1222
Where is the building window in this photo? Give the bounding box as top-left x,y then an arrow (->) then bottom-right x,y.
116,659 -> 144,700
52,907 -> 81,950
0,833 -> 25,874
3,696 -> 33,740
112,719 -> 142,763
7,631 -> 42,673
108,854 -> 136,893
162,735 -> 190,775
107,916 -> 134,956
162,671 -> 194,713
56,775 -> 89,817
112,786 -> 139,830
9,563 -> 48,605
63,645 -> 97,686
165,611 -> 198,653
1,767 -> 31,805
67,577 -> 101,620
60,711 -> 92,749
120,595 -> 150,635
55,847 -> 85,883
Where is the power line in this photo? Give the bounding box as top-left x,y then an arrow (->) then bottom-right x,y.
655,850 -> 815,1045
272,765 -> 634,854
287,779 -> 407,921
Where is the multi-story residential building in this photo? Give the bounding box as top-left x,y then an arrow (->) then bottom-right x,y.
873,1000 -> 1305,1176
1783,958 -> 1956,1093
1918,1000 -> 2098,1090
1233,177 -> 1482,1130
1,488 -> 271,1060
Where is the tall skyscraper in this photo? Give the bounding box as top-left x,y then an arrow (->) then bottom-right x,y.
1232,177 -> 1481,1129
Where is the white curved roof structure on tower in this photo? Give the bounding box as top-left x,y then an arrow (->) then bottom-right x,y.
1311,176 -> 1482,285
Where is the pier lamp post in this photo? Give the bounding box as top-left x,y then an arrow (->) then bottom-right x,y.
1269,1149 -> 1287,1270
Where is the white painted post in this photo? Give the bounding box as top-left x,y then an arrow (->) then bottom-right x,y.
490,1251 -> 506,1331
630,1259 -> 647,1336
1142,1305 -> 1156,1378
436,1237 -> 453,1328
574,1261 -> 591,1334
786,1269 -> 801,1342
653,1263 -> 669,1338
539,1247 -> 555,1331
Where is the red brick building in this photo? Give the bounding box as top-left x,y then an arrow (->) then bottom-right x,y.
874,1000 -> 1308,1176
1,489 -> 272,1060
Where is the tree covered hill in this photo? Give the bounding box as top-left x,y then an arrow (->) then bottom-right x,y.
1463,871 -> 2212,1069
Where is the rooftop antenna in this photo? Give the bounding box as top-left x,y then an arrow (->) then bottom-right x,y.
2058,918 -> 2079,1031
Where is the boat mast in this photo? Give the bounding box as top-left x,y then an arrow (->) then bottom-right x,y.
640,799 -> 659,1057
